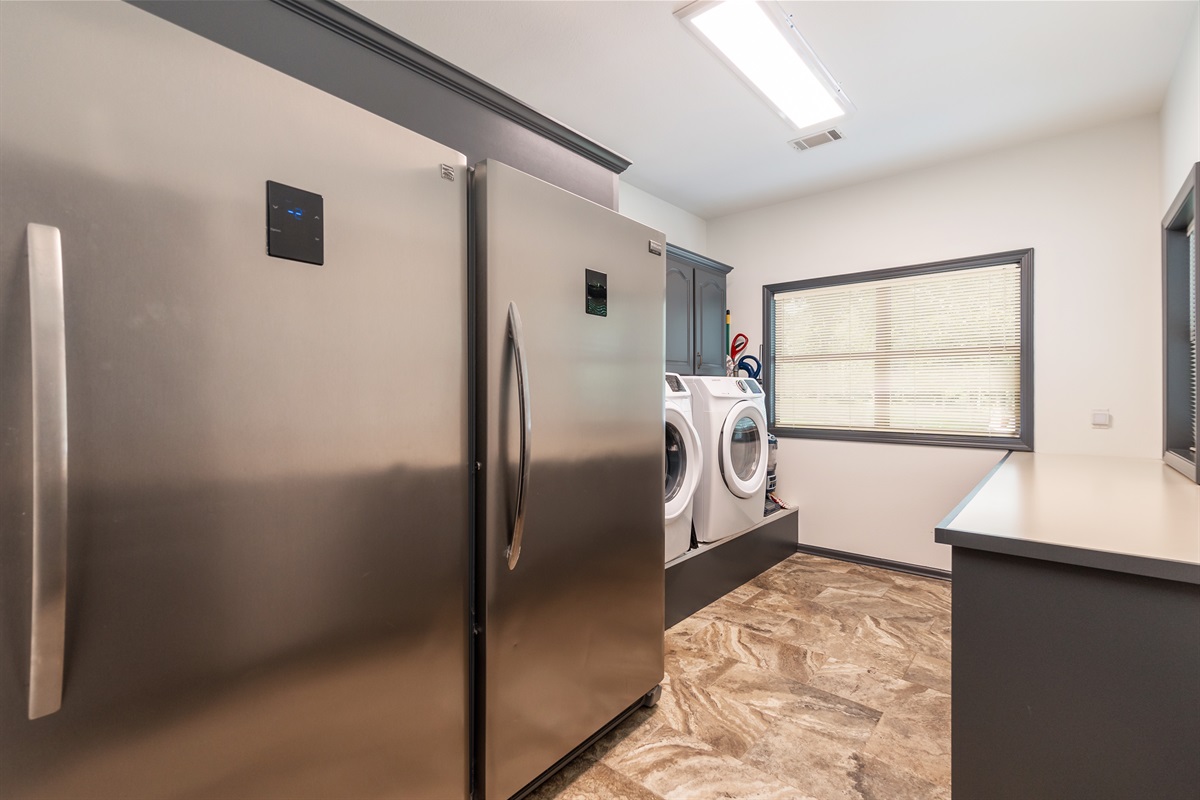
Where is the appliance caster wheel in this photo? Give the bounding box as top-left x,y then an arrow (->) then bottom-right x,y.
642,685 -> 662,708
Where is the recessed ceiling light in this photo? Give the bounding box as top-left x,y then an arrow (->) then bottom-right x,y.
676,1 -> 854,134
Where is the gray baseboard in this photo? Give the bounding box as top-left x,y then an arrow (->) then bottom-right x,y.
665,509 -> 797,629
794,543 -> 952,581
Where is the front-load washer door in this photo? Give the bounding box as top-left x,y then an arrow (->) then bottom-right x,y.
719,401 -> 768,498
665,406 -> 703,521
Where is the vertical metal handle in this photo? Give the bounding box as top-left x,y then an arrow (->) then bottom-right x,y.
507,302 -> 531,571
26,224 -> 68,720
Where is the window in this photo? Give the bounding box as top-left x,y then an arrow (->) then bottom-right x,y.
763,249 -> 1033,450
1163,163 -> 1198,483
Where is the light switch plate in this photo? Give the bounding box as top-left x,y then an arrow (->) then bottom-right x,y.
1091,409 -> 1112,428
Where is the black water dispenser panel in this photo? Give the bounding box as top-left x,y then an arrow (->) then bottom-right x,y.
585,269 -> 607,317
267,180 -> 323,265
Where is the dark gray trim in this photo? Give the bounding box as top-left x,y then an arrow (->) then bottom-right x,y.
1162,162 -> 1198,483
793,543 -> 951,581
130,0 -> 621,209
762,249 -> 1034,451
665,510 -> 797,628
269,0 -> 630,175
666,243 -> 734,275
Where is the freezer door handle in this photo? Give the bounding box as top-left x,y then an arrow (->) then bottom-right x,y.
26,223 -> 68,720
507,302 -> 531,571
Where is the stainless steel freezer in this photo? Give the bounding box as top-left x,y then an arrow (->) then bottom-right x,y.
0,3 -> 469,797
474,161 -> 666,800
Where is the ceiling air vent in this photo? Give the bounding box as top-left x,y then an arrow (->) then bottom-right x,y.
790,128 -> 844,151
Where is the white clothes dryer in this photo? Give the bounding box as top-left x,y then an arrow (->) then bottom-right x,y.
664,373 -> 703,563
683,376 -> 769,545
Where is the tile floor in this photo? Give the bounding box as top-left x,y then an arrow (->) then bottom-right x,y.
528,553 -> 952,800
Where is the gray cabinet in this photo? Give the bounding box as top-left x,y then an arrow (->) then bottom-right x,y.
665,244 -> 733,376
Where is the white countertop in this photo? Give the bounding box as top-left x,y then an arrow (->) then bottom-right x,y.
937,452 -> 1200,583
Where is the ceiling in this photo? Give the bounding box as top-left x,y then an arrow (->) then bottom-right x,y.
345,1 -> 1196,220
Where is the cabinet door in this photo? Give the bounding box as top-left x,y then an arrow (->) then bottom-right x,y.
694,268 -> 727,375
665,263 -> 694,374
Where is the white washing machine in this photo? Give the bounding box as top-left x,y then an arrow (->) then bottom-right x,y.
665,373 -> 703,563
683,376 -> 769,544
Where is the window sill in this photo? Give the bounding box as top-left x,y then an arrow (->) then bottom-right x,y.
771,426 -> 1031,451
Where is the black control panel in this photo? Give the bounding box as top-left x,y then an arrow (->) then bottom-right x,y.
267,180 -> 323,265
585,269 -> 607,317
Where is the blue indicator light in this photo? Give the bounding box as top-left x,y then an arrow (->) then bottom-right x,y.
287,207 -> 304,218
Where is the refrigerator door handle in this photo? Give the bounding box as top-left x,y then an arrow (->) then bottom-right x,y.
26,223 -> 68,720
506,301 -> 531,571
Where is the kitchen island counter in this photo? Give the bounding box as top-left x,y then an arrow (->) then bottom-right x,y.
936,452 -> 1200,800
936,451 -> 1200,582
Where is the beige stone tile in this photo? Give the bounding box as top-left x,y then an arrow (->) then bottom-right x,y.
525,755 -> 664,800
652,672 -> 775,758
744,588 -> 860,624
821,616 -> 919,678
862,689 -> 951,788
882,579 -> 952,618
584,706 -> 664,763
748,565 -> 833,598
720,582 -> 762,604
589,559 -> 951,799
691,597 -> 793,636
857,755 -> 952,800
800,569 -> 893,597
601,725 -> 808,800
688,620 -> 826,682
664,632 -> 740,686
809,658 -> 931,712
905,653 -> 951,694
810,587 -> 941,625
779,553 -> 858,574
923,619 -> 952,660
845,563 -> 908,585
740,720 -> 866,800
709,663 -> 881,744
665,613 -> 712,639
763,601 -> 865,655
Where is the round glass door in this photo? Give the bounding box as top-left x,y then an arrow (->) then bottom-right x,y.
665,422 -> 686,503
719,401 -> 767,498
729,415 -> 760,481
665,406 -> 702,521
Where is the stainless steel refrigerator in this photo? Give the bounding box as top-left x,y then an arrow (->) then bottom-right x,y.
473,162 -> 666,799
1,3 -> 665,799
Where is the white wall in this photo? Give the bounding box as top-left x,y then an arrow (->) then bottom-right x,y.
709,115 -> 1163,570
618,180 -> 708,253
1161,5 -> 1199,212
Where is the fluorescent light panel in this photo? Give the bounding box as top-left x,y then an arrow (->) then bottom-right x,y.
678,1 -> 850,133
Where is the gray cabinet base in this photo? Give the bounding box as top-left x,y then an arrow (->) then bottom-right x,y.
664,509 -> 797,629
951,547 -> 1200,799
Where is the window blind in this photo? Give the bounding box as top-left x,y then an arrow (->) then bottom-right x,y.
772,263 -> 1023,438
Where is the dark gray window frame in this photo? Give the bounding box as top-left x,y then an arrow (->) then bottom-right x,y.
762,249 -> 1035,450
1163,162 -> 1198,483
